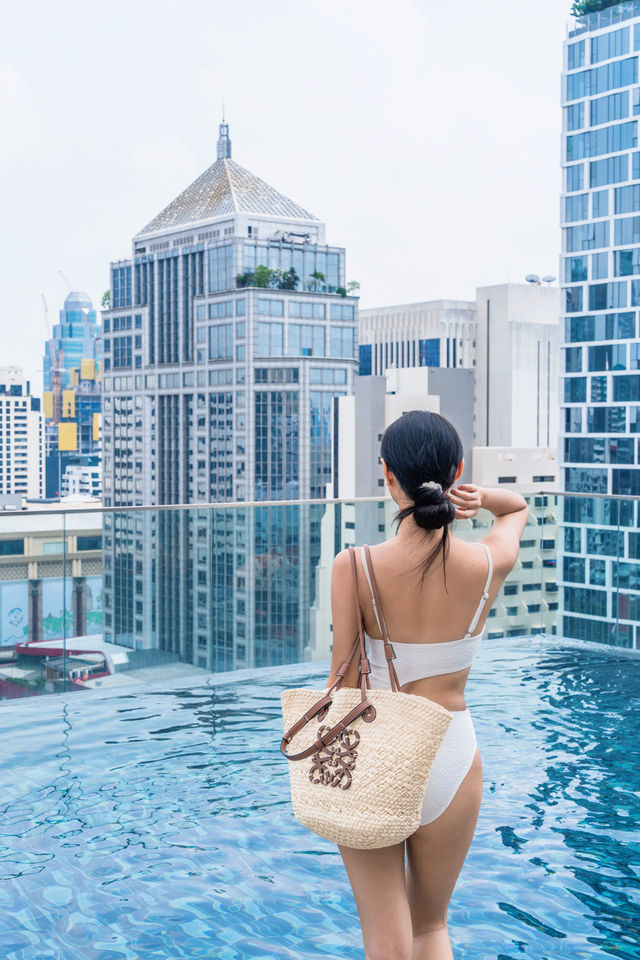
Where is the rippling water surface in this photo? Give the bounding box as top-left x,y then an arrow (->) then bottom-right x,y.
1,637 -> 639,959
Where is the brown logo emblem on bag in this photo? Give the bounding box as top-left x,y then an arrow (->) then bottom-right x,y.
309,725 -> 360,790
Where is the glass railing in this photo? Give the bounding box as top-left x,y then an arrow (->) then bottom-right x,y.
569,0 -> 640,37
0,490 -> 637,702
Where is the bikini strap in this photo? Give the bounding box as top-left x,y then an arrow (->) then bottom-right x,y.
361,545 -> 401,693
464,542 -> 493,639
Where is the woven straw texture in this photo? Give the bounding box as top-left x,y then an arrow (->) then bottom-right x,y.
281,686 -> 452,849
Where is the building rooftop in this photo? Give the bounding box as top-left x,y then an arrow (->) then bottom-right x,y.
137,122 -> 319,237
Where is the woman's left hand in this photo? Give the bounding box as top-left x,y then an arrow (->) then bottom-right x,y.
448,483 -> 483,519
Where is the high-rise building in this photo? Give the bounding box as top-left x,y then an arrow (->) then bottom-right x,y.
475,283 -> 561,450
561,4 -> 640,647
43,291 -> 102,497
101,122 -> 358,667
0,368 -> 45,500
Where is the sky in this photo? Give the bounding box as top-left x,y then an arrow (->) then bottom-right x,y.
1,0 -> 571,390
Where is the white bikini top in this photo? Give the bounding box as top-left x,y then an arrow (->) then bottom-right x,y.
361,542 -> 493,684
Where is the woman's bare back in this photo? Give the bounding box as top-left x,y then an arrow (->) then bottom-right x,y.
355,534 -> 506,711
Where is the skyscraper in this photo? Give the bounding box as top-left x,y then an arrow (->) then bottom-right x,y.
0,368 -> 44,501
561,3 -> 640,647
101,122 -> 358,667
43,291 -> 102,498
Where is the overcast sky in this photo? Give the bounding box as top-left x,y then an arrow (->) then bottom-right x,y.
1,0 -> 570,390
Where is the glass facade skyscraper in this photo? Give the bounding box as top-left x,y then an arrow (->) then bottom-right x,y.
42,291 -> 102,498
561,3 -> 640,647
101,123 -> 358,668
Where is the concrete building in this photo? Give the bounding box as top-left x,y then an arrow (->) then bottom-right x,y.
43,291 -> 102,498
101,121 -> 358,668
61,463 -> 102,498
0,368 -> 44,500
474,283 -> 561,449
561,6 -> 640,648
334,367 -> 475,500
0,500 -> 102,647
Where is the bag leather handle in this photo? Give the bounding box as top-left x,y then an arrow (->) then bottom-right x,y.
281,696 -> 375,760
281,547 -> 377,762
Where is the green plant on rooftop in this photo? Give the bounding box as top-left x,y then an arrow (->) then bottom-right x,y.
101,290 -> 110,308
308,270 -> 326,292
235,271 -> 253,288
235,266 -> 300,290
336,286 -> 347,297
571,0 -> 623,16
252,264 -> 272,288
346,280 -> 361,295
272,267 -> 300,290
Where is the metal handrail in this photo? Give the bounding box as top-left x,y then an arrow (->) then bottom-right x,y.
0,487 -> 638,519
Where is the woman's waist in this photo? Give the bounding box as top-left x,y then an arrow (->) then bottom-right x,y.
367,665 -> 471,712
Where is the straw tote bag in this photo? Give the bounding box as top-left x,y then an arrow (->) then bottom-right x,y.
280,546 -> 452,850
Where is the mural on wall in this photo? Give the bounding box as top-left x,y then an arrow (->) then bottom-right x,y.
0,582 -> 29,645
42,578 -> 73,640
85,576 -> 103,633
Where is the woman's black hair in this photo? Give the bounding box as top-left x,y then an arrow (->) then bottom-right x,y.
380,410 -> 463,585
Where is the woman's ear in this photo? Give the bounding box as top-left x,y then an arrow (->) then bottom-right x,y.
454,458 -> 464,483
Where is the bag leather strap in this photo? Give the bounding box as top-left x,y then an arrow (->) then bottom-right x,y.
281,546 -> 376,760
362,545 -> 401,693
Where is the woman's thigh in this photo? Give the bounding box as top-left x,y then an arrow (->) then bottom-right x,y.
338,840 -> 413,960
405,748 -> 483,934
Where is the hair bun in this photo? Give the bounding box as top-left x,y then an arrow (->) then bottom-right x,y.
412,484 -> 455,531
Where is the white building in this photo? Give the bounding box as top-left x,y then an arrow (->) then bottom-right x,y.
474,283 -> 561,449
0,368 -> 45,500
61,463 -> 102,498
358,299 -> 476,376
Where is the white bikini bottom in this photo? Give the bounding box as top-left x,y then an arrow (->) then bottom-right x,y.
420,708 -> 478,826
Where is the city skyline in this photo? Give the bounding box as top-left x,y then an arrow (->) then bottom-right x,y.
2,0 -> 568,390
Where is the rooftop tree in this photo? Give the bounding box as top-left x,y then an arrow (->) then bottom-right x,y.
571,0 -> 624,15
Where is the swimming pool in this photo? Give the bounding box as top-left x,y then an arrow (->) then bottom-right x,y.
1,636 -> 638,959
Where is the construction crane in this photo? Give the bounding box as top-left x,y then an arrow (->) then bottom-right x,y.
41,294 -> 65,424
57,269 -> 72,292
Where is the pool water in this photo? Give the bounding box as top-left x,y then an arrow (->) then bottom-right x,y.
1,636 -> 639,960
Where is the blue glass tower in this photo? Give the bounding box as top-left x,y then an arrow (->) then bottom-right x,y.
561,2 -> 640,648
43,292 -> 102,498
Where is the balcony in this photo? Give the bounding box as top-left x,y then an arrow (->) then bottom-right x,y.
1,493 -> 639,956
569,0 -> 640,38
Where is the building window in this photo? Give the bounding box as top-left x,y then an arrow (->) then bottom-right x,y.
257,298 -> 284,317
208,245 -> 233,292
330,303 -> 355,321
289,301 -> 325,319
113,336 -> 132,368
289,324 -> 325,356
77,536 -> 102,551
330,327 -> 355,358
257,322 -> 283,357
0,539 -> 24,555
208,323 -> 233,360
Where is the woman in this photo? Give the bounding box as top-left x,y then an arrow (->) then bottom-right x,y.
327,410 -> 528,960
